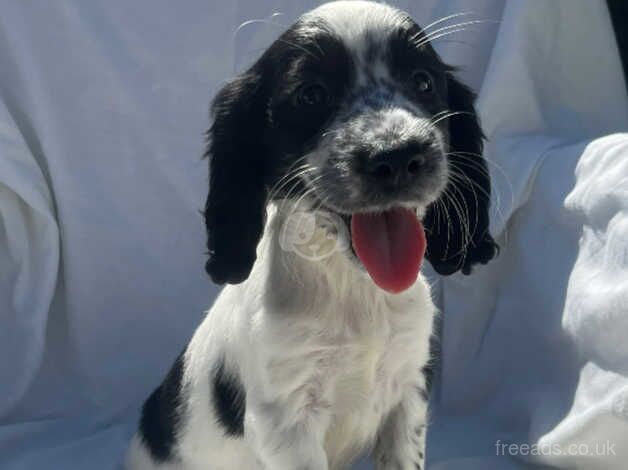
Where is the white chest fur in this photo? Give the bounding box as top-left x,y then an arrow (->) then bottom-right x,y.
130,206 -> 437,470
231,208 -> 436,467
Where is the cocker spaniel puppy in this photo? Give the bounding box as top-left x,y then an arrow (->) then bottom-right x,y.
126,1 -> 497,469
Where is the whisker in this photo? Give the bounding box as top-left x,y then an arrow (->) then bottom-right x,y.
416,27 -> 474,49
414,19 -> 491,44
447,152 -> 512,246
282,175 -> 325,225
267,154 -> 317,198
432,197 -> 453,258
445,179 -> 475,246
444,191 -> 468,269
430,110 -> 472,128
446,151 -> 515,219
415,19 -> 500,48
276,38 -> 321,60
448,167 -> 491,200
234,13 -> 286,37
420,12 -> 475,35
449,168 -> 507,237
448,173 -> 480,232
267,162 -> 315,201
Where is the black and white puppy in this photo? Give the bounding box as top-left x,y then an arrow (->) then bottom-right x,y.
126,1 -> 497,469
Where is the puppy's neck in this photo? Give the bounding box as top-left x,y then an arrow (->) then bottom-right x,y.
248,202 -> 420,319
269,202 -> 358,292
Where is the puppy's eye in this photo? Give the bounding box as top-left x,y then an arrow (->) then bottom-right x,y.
412,71 -> 433,94
296,83 -> 329,107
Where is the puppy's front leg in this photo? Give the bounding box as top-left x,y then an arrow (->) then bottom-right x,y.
373,378 -> 429,470
246,398 -> 329,470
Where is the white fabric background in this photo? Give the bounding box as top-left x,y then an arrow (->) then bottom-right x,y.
0,1 -> 627,469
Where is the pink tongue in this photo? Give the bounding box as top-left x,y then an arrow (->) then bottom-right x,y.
351,208 -> 426,293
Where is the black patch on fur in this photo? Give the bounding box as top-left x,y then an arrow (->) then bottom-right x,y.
388,16 -> 453,118
204,69 -> 268,285
211,357 -> 246,437
139,351 -> 186,462
203,20 -> 353,285
261,21 -> 354,193
424,73 -> 499,275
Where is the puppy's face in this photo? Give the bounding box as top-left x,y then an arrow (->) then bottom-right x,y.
265,2 -> 450,215
205,1 -> 498,286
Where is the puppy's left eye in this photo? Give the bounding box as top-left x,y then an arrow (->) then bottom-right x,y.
412,71 -> 433,94
296,83 -> 329,107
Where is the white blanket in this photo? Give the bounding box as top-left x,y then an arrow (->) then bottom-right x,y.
0,1 -> 626,469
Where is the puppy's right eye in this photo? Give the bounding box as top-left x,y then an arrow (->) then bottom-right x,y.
412,70 -> 434,94
296,83 -> 329,107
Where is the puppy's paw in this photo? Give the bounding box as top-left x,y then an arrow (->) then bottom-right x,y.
461,232 -> 499,275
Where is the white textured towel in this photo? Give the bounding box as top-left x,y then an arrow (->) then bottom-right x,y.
0,1 -> 627,469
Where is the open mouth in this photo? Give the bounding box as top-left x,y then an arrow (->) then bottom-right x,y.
294,194 -> 427,293
345,207 -> 426,294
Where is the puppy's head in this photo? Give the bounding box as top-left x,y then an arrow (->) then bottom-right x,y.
204,1 -> 498,287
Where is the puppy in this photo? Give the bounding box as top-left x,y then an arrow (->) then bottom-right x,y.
126,2 -> 497,469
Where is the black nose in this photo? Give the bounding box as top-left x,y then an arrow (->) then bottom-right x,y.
365,143 -> 426,183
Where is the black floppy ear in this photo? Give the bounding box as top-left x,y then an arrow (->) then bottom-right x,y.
424,73 -> 498,275
204,71 -> 268,284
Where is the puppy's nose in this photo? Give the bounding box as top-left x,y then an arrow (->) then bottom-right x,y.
365,144 -> 426,184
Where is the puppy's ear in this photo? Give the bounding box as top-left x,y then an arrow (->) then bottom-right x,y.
424,73 -> 498,275
204,71 -> 268,284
